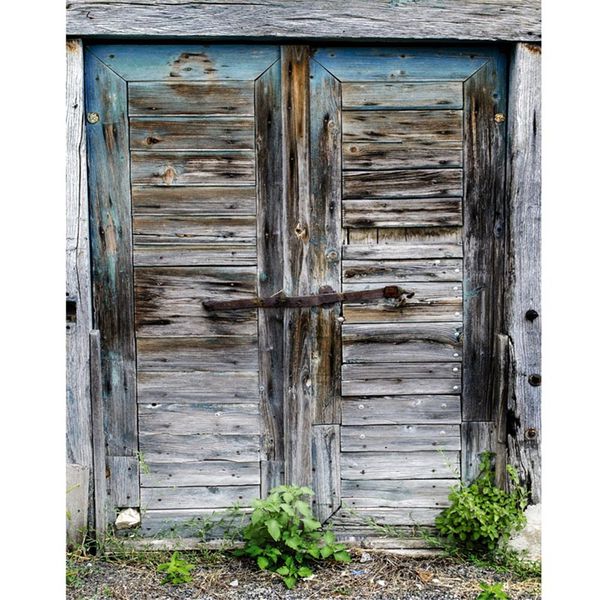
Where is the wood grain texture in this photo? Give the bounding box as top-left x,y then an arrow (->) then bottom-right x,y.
141,485 -> 259,509
256,61 -> 285,493
341,451 -> 459,480
137,371 -> 259,403
128,81 -> 255,116
341,424 -> 460,452
343,198 -> 462,228
343,322 -> 462,363
341,479 -> 454,508
377,226 -> 462,246
138,432 -> 260,462
312,424 -> 341,521
462,54 -> 508,421
141,460 -> 260,487
343,259 -> 462,283
342,82 -> 463,110
137,336 -> 258,371
132,186 -> 256,216
343,281 -> 463,324
342,110 -> 461,143
342,396 -> 461,425
134,244 -> 257,267
505,44 -> 541,503
107,456 -> 140,507
342,363 -> 461,396
461,421 -> 494,484
138,402 -> 260,436
66,464 -> 89,548
343,142 -> 462,170
343,169 -> 462,199
87,44 -> 279,81
130,117 -> 255,150
134,266 -> 257,337
85,51 -> 139,510
90,331 -> 108,537
68,5 -> 541,42
66,40 -> 93,484
130,151 -> 255,186
334,507 -> 441,526
343,240 -> 462,260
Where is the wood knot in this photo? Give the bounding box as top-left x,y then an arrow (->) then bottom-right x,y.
294,222 -> 308,241
162,166 -> 177,185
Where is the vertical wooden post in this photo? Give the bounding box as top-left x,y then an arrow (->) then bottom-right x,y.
90,330 -> 108,541
505,43 -> 541,503
66,37 -> 94,530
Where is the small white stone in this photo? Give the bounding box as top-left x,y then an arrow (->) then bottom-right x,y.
376,580 -> 386,587
115,508 -> 140,530
229,579 -> 239,587
359,551 -> 372,563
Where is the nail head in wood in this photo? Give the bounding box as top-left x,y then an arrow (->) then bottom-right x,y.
528,374 -> 541,386
87,112 -> 100,124
525,309 -> 539,321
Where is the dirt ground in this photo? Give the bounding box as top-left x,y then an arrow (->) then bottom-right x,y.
66,550 -> 541,600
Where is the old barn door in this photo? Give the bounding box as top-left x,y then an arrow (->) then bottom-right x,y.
86,44 -> 506,535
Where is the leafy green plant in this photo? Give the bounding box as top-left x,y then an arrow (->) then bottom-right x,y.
237,485 -> 351,589
156,551 -> 194,585
435,452 -> 527,554
477,581 -> 509,600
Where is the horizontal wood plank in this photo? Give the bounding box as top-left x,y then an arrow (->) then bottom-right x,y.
342,241 -> 462,260
341,478 -> 455,508
130,117 -> 255,150
134,267 -> 257,336
129,81 -> 255,115
139,432 -> 260,462
342,395 -> 461,425
141,460 -> 260,487
343,110 -> 462,143
334,507 -> 441,526
343,198 -> 462,228
141,485 -> 259,509
342,82 -> 463,110
133,215 -> 256,246
132,186 -> 256,216
139,402 -> 260,435
137,336 -> 258,371
134,244 -> 257,267
69,6 -> 540,42
131,151 -> 255,186
341,424 -> 460,452
343,142 -> 462,170
137,371 -> 259,403
341,451 -> 460,480
342,363 -> 461,396
343,259 -> 462,283
343,281 -> 463,323
343,322 -> 462,363
343,169 -> 463,199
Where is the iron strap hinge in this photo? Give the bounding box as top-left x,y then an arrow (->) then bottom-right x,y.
202,285 -> 414,311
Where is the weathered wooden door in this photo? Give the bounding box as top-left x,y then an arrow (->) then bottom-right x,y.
85,44 -> 506,537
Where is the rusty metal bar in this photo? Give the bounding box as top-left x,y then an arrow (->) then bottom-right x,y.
202,285 -> 413,311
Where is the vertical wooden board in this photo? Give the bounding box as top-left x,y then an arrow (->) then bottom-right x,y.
107,456 -> 140,508
281,46 -> 312,487
461,421 -> 494,484
505,44 -> 541,503
309,59 -> 343,425
256,61 -> 285,493
66,39 -> 93,481
66,464 -> 90,548
312,424 -> 341,522
85,52 -> 139,508
462,54 -> 507,422
90,331 -> 108,538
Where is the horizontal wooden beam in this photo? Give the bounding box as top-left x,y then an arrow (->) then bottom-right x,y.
66,1 -> 540,42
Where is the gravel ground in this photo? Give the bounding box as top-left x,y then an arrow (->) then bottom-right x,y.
67,550 -> 541,600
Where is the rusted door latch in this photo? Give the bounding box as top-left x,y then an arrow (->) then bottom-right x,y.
202,285 -> 414,311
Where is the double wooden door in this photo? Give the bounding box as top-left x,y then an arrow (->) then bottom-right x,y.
85,44 -> 506,536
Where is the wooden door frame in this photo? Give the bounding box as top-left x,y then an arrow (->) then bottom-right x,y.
66,4 -> 541,537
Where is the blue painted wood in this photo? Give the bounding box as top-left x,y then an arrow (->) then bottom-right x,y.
313,46 -> 495,81
87,44 -> 280,81
84,50 -> 139,509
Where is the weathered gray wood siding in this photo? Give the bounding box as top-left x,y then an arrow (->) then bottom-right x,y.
66,38 -> 93,530
66,1 -> 540,41
505,43 -> 541,503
